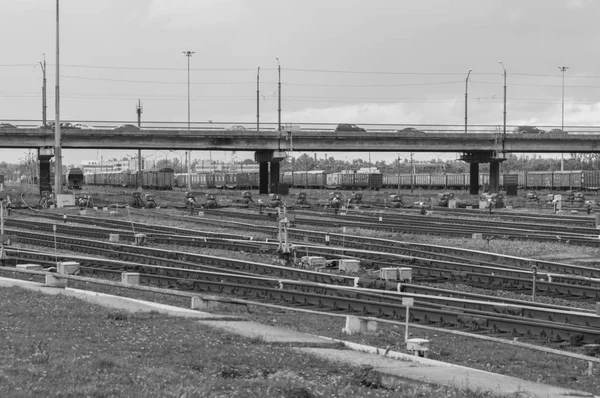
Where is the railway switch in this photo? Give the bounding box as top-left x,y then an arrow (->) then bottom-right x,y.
130,192 -> 145,209
205,194 -> 218,209
134,233 -> 147,246
296,192 -> 308,206
145,194 -> 156,209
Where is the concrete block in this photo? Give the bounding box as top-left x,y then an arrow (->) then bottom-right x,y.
93,206 -> 98,210
506,206 -> 513,210
399,267 -> 413,282
80,210 -> 87,216
55,194 -> 75,208
45,274 -> 67,288
448,199 -> 457,209
16,264 -> 43,271
109,234 -> 120,243
109,211 -> 118,216
58,261 -> 80,275
301,256 -> 326,267
121,272 -> 140,285
342,315 -> 378,335
191,296 -> 220,310
103,207 -> 108,212
380,267 -> 399,281
406,338 -> 430,357
472,233 -> 483,239
339,259 -> 360,272
466,206 -> 473,210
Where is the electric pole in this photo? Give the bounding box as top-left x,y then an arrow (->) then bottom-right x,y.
257,66 -> 260,133
136,99 -> 143,189
54,0 -> 62,197
183,51 -> 194,191
558,66 -> 569,171
276,58 -> 281,131
465,69 -> 472,134
40,55 -> 47,126
410,152 -> 414,193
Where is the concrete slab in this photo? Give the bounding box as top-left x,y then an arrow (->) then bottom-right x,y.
0,277 -> 241,320
201,320 -> 340,347
299,348 -> 595,398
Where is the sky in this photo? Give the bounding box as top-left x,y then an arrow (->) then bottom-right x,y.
1,0 -> 600,168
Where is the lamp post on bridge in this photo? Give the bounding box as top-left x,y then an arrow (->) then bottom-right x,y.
558,66 -> 569,171
499,61 -> 507,150
183,51 -> 194,191
170,150 -> 184,173
465,69 -> 472,134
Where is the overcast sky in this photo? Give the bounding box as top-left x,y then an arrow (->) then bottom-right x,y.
1,0 -> 599,167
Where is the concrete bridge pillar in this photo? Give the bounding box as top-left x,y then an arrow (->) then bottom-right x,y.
469,163 -> 479,195
270,162 -> 280,193
490,161 -> 500,194
259,162 -> 269,194
38,148 -> 54,195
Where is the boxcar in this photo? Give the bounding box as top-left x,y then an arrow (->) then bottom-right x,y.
306,170 -> 327,188
65,168 -> 84,189
156,168 -> 174,190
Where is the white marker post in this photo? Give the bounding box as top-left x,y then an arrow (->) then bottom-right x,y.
402,297 -> 414,342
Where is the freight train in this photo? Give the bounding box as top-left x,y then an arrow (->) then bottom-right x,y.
84,168 -> 174,190
79,168 -> 600,191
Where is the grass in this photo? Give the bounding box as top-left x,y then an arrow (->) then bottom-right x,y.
0,287 -> 515,398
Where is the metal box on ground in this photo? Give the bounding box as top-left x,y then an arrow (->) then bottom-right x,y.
406,338 -> 430,357
301,256 -> 326,267
339,259 -> 360,272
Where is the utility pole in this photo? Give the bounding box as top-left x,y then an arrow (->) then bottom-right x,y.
54,0 -> 62,197
276,58 -> 281,131
183,51 -> 194,191
396,154 -> 400,195
40,55 -> 47,126
410,152 -> 414,193
499,61 -> 507,154
257,67 -> 260,133
136,99 -> 143,189
465,69 -> 472,134
558,66 -> 569,172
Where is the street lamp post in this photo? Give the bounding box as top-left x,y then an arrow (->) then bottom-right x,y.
276,58 -> 281,132
54,0 -> 62,197
499,61 -> 507,146
558,66 -> 569,171
183,51 -> 194,190
465,69 -> 472,134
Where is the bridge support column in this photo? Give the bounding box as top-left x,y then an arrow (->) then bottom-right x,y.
38,148 -> 54,195
259,162 -> 269,194
490,161 -> 500,194
255,150 -> 287,195
469,163 -> 479,195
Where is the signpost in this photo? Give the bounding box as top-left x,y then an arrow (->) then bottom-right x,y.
402,297 -> 414,342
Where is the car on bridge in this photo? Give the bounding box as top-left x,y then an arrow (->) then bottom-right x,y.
335,124 -> 366,132
396,127 -> 425,134
226,125 -> 247,131
0,123 -> 16,129
547,128 -> 567,134
114,124 -> 140,131
73,123 -> 96,129
513,125 -> 545,134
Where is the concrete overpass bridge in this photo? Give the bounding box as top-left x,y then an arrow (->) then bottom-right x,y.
3,126 -> 600,195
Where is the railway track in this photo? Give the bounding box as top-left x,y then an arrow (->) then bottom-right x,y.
8,212 -> 600,301
4,248 -> 600,345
